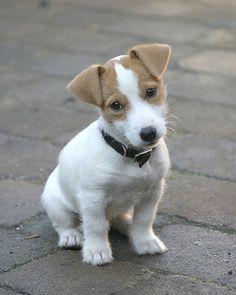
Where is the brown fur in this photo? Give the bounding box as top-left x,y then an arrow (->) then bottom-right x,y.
67,43 -> 171,120
128,43 -> 171,79
100,61 -> 130,122
67,64 -> 105,106
119,56 -> 166,105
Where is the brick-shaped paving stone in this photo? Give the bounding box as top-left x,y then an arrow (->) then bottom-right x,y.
0,288 -> 23,295
0,134 -> 59,182
166,69 -> 236,107
0,228 -> 55,273
0,44 -> 105,79
159,172 -> 236,230
0,179 -> 43,226
0,252 -> 155,295
167,133 -> 236,181
114,274 -> 236,295
19,214 -> 57,245
111,225 -> 236,288
179,50 -> 236,76
168,98 -> 236,141
0,98 -> 96,140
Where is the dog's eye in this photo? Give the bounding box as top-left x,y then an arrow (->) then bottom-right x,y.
146,88 -> 157,98
110,101 -> 123,111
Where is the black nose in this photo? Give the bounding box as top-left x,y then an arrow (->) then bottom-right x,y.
140,126 -> 157,142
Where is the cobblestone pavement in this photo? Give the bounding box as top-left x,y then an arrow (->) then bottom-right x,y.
0,0 -> 236,294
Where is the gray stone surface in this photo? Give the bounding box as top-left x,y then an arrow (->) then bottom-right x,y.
168,98 -> 236,141
111,225 -> 236,288
98,16 -> 227,46
0,98 -> 96,140
5,77 -> 70,106
159,172 -> 236,230
166,69 -> 236,107
0,44 -> 105,79
114,275 -> 236,295
179,50 -> 236,76
168,133 -> 236,181
0,65 -> 43,99
0,228 -> 55,273
0,288 -> 23,295
19,213 -> 57,245
0,134 -> 59,182
0,180 -> 43,226
0,252 -> 154,295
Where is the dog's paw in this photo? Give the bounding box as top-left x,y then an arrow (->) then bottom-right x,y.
58,229 -> 82,248
82,244 -> 113,265
132,234 -> 167,255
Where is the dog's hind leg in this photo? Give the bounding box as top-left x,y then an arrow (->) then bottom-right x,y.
42,169 -> 82,248
111,209 -> 133,237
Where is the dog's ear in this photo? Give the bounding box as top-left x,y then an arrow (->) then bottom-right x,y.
128,43 -> 171,79
67,65 -> 105,106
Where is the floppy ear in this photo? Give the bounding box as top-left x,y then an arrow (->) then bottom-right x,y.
128,43 -> 171,79
67,64 -> 105,106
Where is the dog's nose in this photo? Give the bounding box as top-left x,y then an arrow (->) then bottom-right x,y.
140,126 -> 157,142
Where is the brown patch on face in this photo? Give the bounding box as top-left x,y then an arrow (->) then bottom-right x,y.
119,56 -> 166,105
100,61 -> 129,122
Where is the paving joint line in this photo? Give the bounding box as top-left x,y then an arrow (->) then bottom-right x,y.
0,211 -> 46,230
98,27 -> 236,53
63,3 -> 236,30
116,258 -> 236,292
0,248 -> 57,276
171,167 -> 236,184
3,41 -> 235,80
168,94 -> 236,111
0,284 -> 32,295
157,213 -> 236,235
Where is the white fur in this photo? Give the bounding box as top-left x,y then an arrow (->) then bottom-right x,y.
113,63 -> 167,147
42,64 -> 170,266
111,55 -> 126,61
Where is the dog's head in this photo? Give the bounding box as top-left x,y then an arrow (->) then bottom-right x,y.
67,43 -> 171,148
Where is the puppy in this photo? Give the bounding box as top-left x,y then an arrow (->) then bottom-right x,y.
42,43 -> 171,265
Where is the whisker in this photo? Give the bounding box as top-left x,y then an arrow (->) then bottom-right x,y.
167,113 -> 180,121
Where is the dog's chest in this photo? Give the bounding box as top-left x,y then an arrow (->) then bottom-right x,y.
104,161 -> 161,208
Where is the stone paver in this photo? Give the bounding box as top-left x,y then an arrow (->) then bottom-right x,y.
179,50 -> 236,76
0,228 -> 55,273
114,275 -> 236,295
0,133 -> 59,182
168,98 -> 236,141
0,179 -> 43,226
111,225 -> 236,288
166,69 -> 236,107
0,65 -> 43,100
19,214 -> 57,245
0,44 -> 105,79
0,98 -> 96,140
159,172 -> 236,230
0,288 -> 23,295
97,16 -> 236,48
168,133 -> 236,181
0,252 -> 154,295
0,0 -> 236,294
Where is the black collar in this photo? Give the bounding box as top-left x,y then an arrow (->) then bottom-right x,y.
101,130 -> 154,168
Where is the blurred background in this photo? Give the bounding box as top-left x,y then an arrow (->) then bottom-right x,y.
0,0 -> 236,294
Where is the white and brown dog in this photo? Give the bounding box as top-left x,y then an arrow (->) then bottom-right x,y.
42,43 -> 171,265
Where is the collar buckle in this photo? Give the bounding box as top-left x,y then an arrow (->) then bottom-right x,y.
134,148 -> 153,161
121,144 -> 127,157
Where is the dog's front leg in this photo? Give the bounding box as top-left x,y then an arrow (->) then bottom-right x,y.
79,191 -> 113,265
130,178 -> 167,255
